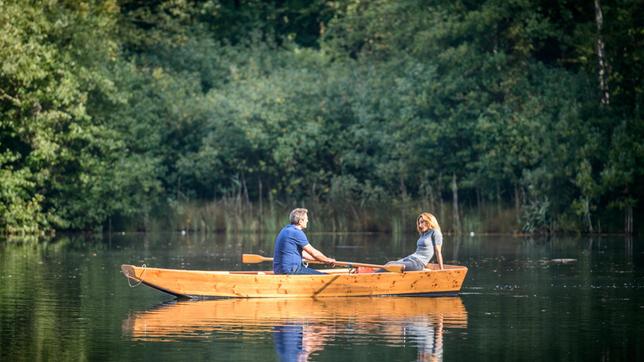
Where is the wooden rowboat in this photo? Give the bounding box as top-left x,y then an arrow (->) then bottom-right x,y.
123,297 -> 468,341
120,263 -> 468,298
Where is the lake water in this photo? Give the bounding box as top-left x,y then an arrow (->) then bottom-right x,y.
1,232 -> 642,361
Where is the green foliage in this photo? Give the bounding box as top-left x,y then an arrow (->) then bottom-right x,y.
521,197 -> 551,234
0,1 -> 162,232
0,153 -> 48,234
1,0 -> 642,234
1,0 -> 119,232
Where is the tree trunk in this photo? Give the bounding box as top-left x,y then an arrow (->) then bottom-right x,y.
584,197 -> 594,233
594,0 -> 610,105
624,186 -> 633,234
258,179 -> 263,231
438,173 -> 445,224
241,173 -> 250,206
496,181 -> 502,215
451,173 -> 461,235
429,183 -> 435,211
177,177 -> 181,201
400,174 -> 407,200
514,183 -> 521,216
625,204 -> 633,234
269,190 -> 275,229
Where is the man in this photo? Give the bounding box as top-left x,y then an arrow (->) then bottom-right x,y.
273,208 -> 335,274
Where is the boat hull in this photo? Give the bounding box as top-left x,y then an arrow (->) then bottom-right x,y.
121,264 -> 468,298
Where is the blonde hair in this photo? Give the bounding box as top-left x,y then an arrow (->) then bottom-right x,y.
416,212 -> 441,234
289,208 -> 308,225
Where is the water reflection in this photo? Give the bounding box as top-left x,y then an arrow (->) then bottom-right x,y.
123,297 -> 467,360
272,324 -> 331,362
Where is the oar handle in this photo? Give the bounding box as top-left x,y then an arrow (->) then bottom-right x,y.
335,261 -> 403,273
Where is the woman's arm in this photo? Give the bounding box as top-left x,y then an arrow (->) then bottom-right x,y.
434,244 -> 444,270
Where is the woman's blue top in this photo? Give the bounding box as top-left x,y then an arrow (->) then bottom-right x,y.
408,229 -> 442,265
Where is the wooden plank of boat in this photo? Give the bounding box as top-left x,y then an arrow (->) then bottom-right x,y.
121,263 -> 468,298
123,297 -> 468,341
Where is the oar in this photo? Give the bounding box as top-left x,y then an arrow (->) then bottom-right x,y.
241,254 -> 404,273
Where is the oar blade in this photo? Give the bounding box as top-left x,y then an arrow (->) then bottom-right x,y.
241,254 -> 270,264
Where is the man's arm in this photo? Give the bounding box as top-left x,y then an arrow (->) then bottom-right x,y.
302,249 -> 315,261
303,244 -> 335,265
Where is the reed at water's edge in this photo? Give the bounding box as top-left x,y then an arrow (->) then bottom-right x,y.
142,192 -> 636,235
146,196 -> 525,235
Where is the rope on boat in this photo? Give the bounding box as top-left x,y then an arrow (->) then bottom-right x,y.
125,264 -> 146,288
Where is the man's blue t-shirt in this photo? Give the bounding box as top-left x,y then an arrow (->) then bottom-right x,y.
273,224 -> 309,274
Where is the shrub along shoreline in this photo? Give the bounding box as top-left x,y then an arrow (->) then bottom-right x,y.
1,1 -> 641,236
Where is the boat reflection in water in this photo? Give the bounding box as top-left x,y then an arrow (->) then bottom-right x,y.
123,297 -> 467,361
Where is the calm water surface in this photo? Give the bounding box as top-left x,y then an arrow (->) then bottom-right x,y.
1,233 -> 642,361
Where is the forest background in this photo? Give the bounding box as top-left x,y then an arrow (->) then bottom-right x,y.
1,0 -> 642,236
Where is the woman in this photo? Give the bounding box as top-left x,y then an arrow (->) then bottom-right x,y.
385,212 -> 444,271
